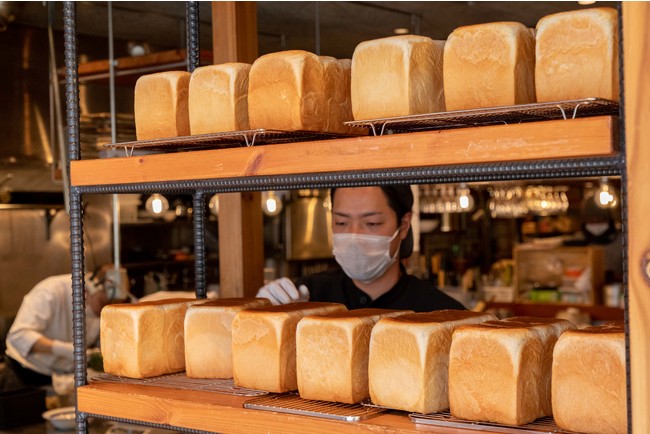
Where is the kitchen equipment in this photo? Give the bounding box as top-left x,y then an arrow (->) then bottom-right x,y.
42,406 -> 76,430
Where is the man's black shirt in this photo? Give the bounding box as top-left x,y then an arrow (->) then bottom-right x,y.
297,266 -> 466,312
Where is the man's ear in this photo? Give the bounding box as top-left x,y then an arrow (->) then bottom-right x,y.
400,212 -> 413,238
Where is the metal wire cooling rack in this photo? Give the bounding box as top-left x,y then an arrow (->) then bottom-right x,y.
103,129 -> 359,156
409,411 -> 579,433
90,372 -> 268,397
242,392 -> 386,422
345,98 -> 619,136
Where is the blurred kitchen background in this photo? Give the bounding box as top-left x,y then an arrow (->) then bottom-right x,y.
0,1 -> 622,341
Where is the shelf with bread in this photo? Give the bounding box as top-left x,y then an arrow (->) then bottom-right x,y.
70,114 -> 618,190
58,48 -> 213,85
61,3 -> 650,434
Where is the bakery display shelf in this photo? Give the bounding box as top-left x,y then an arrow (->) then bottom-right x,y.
345,98 -> 619,136
72,116 -> 618,189
103,129 -> 361,156
242,392 -> 386,422
78,381 -> 508,433
410,412 -> 574,434
90,372 -> 268,397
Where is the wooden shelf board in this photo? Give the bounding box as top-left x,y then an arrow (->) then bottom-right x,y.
59,49 -> 213,78
78,382 -> 495,434
486,302 -> 624,322
70,116 -> 617,188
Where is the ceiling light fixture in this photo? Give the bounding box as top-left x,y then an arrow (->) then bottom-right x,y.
595,177 -> 618,209
458,183 -> 475,212
578,1 -> 597,5
262,191 -> 283,217
208,194 -> 219,217
145,193 -> 169,217
393,27 -> 410,35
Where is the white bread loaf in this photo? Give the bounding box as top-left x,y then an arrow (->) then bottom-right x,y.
535,7 -> 619,102
368,310 -> 496,414
231,302 -> 347,392
448,316 -> 575,425
184,297 -> 271,379
101,298 -> 203,378
247,50 -> 355,134
134,71 -> 191,140
552,321 -> 626,434
188,63 -> 251,135
443,22 -> 535,110
351,35 -> 445,120
296,308 -> 411,404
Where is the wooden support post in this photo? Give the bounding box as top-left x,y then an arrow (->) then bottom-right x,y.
212,1 -> 263,297
623,4 -> 650,433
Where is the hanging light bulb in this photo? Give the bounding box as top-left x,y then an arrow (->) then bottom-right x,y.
145,193 -> 169,217
595,178 -> 618,209
208,194 -> 220,216
261,191 -> 283,217
458,183 -> 475,212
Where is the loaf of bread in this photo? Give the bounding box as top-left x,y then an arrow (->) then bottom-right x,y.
368,310 -> 496,414
184,297 -> 271,379
351,35 -> 445,120
552,322 -> 626,434
247,50 -> 355,134
296,308 -> 411,404
134,71 -> 191,140
535,7 -> 619,102
448,316 -> 575,425
188,63 -> 251,135
231,302 -> 347,392
101,298 -> 203,378
443,22 -> 535,110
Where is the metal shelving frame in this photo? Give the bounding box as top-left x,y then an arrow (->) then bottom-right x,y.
64,2 -> 629,433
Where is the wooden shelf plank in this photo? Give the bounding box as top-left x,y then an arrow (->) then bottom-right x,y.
70,116 -> 617,188
485,302 -> 624,322
77,382 -> 499,434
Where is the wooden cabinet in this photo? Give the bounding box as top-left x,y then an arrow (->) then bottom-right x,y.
63,2 -> 650,434
513,245 -> 605,305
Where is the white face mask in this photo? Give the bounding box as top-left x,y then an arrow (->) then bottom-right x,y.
332,229 -> 400,284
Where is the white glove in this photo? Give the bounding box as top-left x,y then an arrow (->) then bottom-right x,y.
51,340 -> 74,361
256,277 -> 309,305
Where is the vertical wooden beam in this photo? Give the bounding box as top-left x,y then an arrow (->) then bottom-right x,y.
212,2 -> 263,297
212,2 -> 258,65
623,3 -> 650,433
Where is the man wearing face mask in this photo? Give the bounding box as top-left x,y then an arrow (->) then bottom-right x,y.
257,185 -> 465,312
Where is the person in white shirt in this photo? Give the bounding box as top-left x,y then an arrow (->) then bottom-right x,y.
1,266 -> 127,391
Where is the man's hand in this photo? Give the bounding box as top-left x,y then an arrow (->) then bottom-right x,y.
256,277 -> 309,305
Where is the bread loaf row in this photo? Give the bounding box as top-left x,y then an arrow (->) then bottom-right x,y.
355,6 -> 618,118
134,7 -> 617,141
100,299 -> 625,434
134,51 -> 357,140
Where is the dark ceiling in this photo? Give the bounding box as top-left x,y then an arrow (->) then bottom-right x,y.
8,1 -> 618,60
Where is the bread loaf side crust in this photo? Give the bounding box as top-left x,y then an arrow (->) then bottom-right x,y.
443,22 -> 535,110
231,302 -> 347,392
552,322 -> 626,434
368,310 -> 496,414
135,71 -> 191,140
296,308 -> 411,403
535,7 -> 619,102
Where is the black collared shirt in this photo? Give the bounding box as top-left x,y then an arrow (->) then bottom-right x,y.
297,266 -> 466,312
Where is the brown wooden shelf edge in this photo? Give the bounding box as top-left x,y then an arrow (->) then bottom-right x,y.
70,116 -> 617,188
486,302 -> 624,322
78,382 -> 495,434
